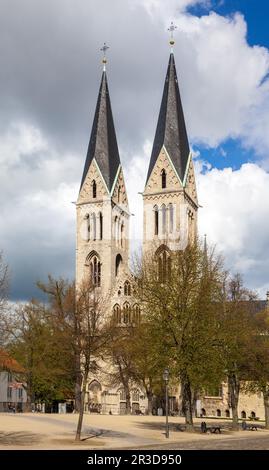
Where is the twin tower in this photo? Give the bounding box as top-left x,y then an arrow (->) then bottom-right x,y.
76,51 -> 198,304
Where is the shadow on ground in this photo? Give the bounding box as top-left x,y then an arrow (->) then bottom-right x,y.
134,420 -> 236,434
0,431 -> 42,446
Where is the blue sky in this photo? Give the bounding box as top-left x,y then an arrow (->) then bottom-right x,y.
189,1 -> 269,46
189,0 -> 269,171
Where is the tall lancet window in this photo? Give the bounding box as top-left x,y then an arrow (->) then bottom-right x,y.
169,203 -> 174,233
99,212 -> 103,240
84,213 -> 90,241
118,186 -> 121,203
161,169 -> 166,189
92,180 -> 97,198
114,216 -> 118,241
123,302 -> 131,324
154,205 -> 159,236
132,305 -> 141,324
92,213 -> 96,241
115,254 -> 123,277
121,223 -> 124,248
161,204 -> 166,235
124,281 -> 131,296
89,253 -> 101,287
113,304 -> 121,324
156,246 -> 171,283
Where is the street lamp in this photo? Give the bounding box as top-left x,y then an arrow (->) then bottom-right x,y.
163,368 -> 169,438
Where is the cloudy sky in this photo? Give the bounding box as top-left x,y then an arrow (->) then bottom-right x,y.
1,0 -> 269,300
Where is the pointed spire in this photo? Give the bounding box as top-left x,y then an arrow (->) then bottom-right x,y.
146,52 -> 190,184
80,48 -> 121,193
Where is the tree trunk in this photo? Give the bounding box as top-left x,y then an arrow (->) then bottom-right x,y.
263,391 -> 269,429
74,349 -> 82,413
75,375 -> 87,441
126,388 -> 131,414
146,390 -> 153,415
25,348 -> 34,412
228,372 -> 240,430
181,377 -> 193,429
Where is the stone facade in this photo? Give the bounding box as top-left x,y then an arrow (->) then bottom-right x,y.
199,384 -> 265,421
76,52 -> 268,418
143,148 -> 197,254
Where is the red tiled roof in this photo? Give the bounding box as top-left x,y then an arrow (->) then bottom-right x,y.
0,348 -> 25,373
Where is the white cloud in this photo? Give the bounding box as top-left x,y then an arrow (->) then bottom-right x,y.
137,0 -> 210,19
197,162 -> 269,296
174,12 -> 269,155
124,140 -> 151,249
0,122 -> 79,299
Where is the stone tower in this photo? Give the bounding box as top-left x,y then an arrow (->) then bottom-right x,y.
76,64 -> 129,302
143,52 -> 198,255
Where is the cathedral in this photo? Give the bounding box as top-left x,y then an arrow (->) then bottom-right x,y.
76,42 -> 268,418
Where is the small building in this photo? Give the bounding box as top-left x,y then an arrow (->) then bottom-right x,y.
0,348 -> 27,412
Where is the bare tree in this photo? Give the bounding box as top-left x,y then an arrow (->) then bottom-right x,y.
0,251 -> 9,346
74,280 -> 112,440
104,326 -> 138,415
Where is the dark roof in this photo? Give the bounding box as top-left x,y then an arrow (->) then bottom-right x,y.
80,71 -> 121,192
146,53 -> 190,184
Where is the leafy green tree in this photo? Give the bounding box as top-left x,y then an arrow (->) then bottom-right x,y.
6,299 -> 74,409
135,241 -> 224,428
242,310 -> 269,428
218,274 -> 257,429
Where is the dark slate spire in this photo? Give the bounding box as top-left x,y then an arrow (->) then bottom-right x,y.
80,71 -> 121,192
146,53 -> 190,183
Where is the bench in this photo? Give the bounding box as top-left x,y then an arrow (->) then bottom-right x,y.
242,421 -> 258,431
176,424 -> 187,432
201,422 -> 221,434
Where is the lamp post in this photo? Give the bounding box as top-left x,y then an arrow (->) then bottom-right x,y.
163,368 -> 169,438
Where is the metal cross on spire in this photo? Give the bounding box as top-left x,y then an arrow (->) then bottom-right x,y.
168,21 -> 177,53
100,42 -> 109,71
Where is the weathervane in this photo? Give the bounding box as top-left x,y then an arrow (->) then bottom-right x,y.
100,42 -> 109,71
168,21 -> 177,52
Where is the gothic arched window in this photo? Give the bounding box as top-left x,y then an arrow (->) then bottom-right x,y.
161,169 -> 166,189
84,213 -> 90,241
168,203 -> 174,233
124,281 -> 131,296
118,186 -> 121,203
119,389 -> 126,401
92,213 -> 96,241
113,304 -> 121,324
123,302 -> 131,324
115,254 -> 123,277
99,212 -> 103,240
87,252 -> 101,287
114,216 -> 118,241
132,389 -> 140,402
161,204 -> 166,234
132,304 -> 140,324
156,245 -> 171,283
154,205 -> 159,236
92,180 -> 97,198
121,223 -> 124,248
